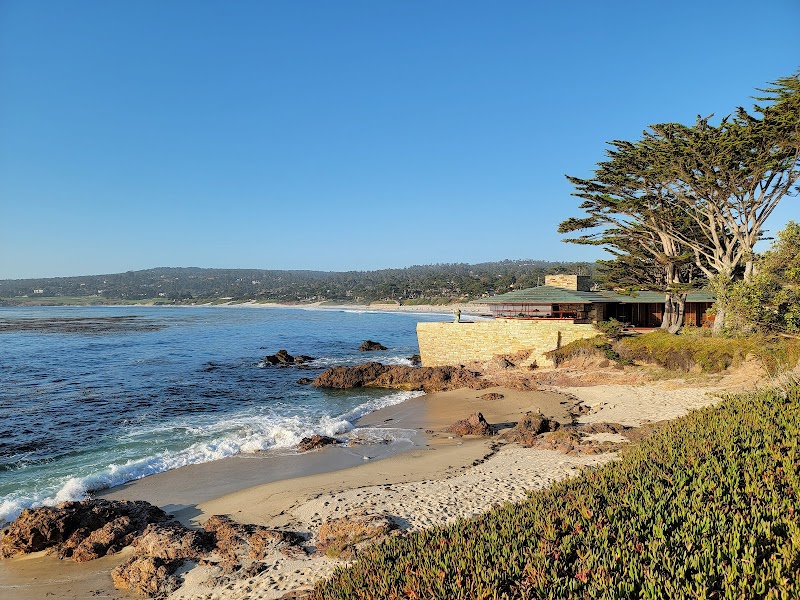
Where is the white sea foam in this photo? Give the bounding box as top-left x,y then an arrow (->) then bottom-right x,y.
0,390 -> 423,525
309,355 -> 416,368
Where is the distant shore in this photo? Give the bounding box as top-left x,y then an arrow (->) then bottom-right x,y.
0,298 -> 489,317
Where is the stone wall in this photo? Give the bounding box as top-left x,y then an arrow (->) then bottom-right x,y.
416,319 -> 597,368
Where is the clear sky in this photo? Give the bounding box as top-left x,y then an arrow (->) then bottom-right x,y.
1,0 -> 798,279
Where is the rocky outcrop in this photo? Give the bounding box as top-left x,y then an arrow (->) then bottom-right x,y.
501,412 -> 561,447
112,520 -> 212,598
407,354 -> 422,366
296,377 -> 314,385
358,340 -> 387,352
2,500 -> 307,599
112,516 -> 305,597
316,512 -> 396,559
500,414 -> 636,454
312,362 -> 488,393
204,515 -> 304,564
297,435 -> 339,453
262,350 -> 315,366
0,499 -> 169,560
446,412 -> 493,436
479,392 -> 505,401
112,555 -> 182,598
132,522 -> 213,561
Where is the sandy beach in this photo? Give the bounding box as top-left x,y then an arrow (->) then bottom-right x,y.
0,367 -> 744,600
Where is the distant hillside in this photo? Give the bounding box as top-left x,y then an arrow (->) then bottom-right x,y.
0,261 -> 596,305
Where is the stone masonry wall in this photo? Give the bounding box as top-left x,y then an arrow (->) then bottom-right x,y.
543,274 -> 592,291
416,320 -> 597,368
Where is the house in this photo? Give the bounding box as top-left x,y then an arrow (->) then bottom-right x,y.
476,275 -> 715,328
415,275 -> 715,368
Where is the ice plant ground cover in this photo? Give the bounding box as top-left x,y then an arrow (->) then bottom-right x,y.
313,381 -> 800,599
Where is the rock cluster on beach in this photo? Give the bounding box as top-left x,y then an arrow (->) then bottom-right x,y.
0,499 -> 309,598
446,412 -> 494,436
0,499 -> 169,560
312,361 -> 489,393
262,349 -> 315,366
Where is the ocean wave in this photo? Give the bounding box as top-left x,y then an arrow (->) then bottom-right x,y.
309,355 -> 416,368
0,390 -> 423,525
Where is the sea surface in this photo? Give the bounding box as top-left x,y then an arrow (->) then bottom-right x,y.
0,305 -> 450,524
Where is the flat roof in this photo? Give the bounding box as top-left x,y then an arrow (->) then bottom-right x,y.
473,285 -> 715,305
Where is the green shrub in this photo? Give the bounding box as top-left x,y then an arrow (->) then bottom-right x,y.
593,318 -> 625,340
547,335 -> 632,367
313,382 -> 800,599
616,331 -> 800,375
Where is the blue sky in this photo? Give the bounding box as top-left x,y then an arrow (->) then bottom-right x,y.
1,0 -> 798,279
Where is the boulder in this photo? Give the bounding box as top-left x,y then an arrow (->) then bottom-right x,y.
446,412 -> 493,436
0,499 -> 169,560
407,354 -> 422,366
312,362 -> 488,393
501,412 -> 561,447
262,350 -> 315,366
358,340 -> 387,352
297,435 -> 339,452
479,392 -> 505,401
296,377 -> 313,385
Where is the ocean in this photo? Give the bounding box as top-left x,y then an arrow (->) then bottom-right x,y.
0,305 -> 450,524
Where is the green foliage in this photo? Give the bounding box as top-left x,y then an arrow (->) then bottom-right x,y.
546,336 -> 628,367
313,382 -> 800,599
593,318 -> 625,340
616,330 -> 800,375
724,222 -> 800,334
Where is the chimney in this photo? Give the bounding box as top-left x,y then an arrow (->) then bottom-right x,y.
544,274 -> 591,291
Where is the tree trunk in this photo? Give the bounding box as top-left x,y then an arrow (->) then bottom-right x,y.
661,293 -> 673,330
712,305 -> 726,334
668,294 -> 687,334
744,259 -> 755,282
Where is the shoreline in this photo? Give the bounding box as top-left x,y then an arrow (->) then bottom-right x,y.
0,375 -> 736,599
0,299 -> 489,317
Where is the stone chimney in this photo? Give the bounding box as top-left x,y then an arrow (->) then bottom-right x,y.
544,274 -> 592,291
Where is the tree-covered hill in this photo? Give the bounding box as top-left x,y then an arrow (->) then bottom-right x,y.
0,261 -> 596,305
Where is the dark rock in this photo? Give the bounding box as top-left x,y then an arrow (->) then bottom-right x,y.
446,412 -> 493,436
0,499 -> 169,560
297,435 -> 340,452
312,362 -> 488,393
479,392 -> 505,401
501,412 -> 561,447
262,350 -> 315,366
358,340 -> 387,352
407,354 -> 422,366
296,377 -> 313,385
